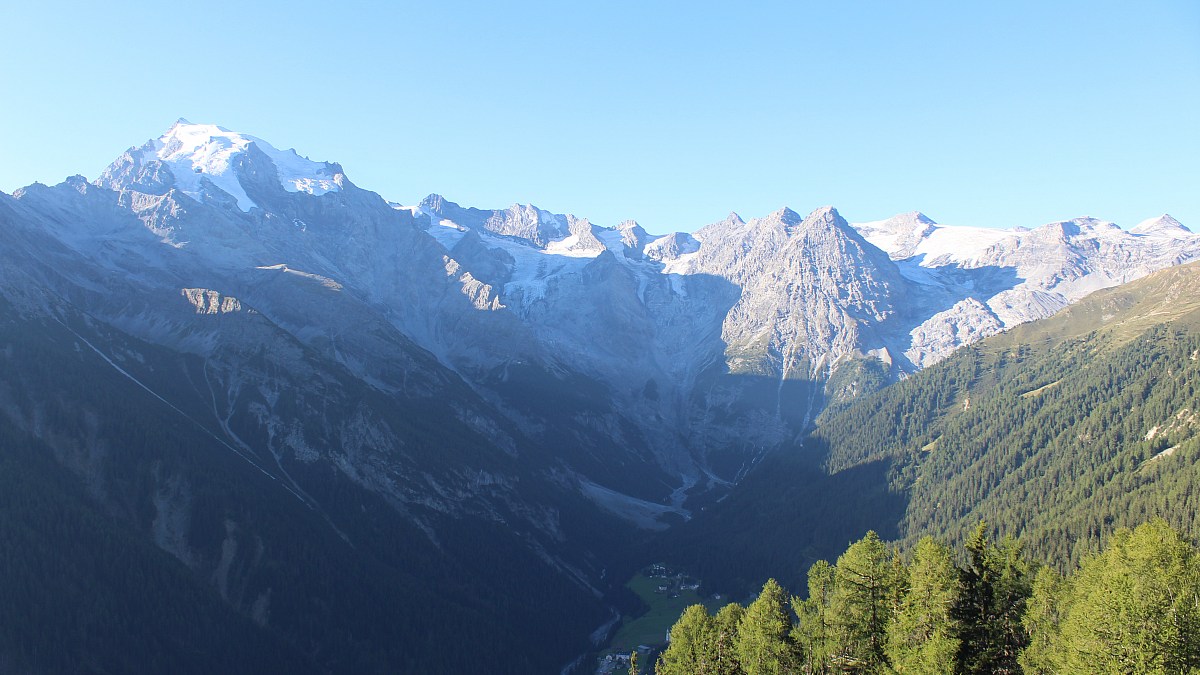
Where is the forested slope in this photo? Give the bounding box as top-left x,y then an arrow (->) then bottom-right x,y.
660,261 -> 1200,593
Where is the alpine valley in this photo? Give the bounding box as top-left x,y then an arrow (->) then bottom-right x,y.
1,121 -> 1197,674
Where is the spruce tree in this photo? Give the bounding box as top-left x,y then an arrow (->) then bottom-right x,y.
955,523 -> 1031,675
955,522 -> 995,674
988,535 -> 1032,672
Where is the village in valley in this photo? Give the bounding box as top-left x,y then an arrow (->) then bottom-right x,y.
593,564 -> 724,674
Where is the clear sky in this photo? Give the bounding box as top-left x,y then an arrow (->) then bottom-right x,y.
2,1 -> 1197,233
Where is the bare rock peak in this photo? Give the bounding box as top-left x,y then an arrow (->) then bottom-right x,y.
419,193 -> 452,211
799,205 -> 851,231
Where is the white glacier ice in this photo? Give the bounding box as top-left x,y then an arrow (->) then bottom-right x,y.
145,120 -> 341,211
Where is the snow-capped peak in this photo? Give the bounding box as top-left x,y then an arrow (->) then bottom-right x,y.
908,211 -> 936,225
1132,214 -> 1191,237
135,120 -> 342,212
886,211 -> 937,229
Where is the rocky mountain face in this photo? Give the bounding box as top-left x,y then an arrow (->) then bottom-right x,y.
11,120 -> 1200,516
1,120 -> 1197,670
414,193 -> 1199,482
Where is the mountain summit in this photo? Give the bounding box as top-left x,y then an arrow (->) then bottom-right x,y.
1132,213 -> 1191,237
97,120 -> 345,212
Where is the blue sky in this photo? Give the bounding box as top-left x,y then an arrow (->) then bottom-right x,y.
1,1 -> 1196,233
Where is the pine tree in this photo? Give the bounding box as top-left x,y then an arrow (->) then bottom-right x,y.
735,579 -> 795,675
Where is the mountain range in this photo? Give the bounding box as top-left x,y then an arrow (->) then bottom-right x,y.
1,120 -> 1197,673
658,259 -> 1200,597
